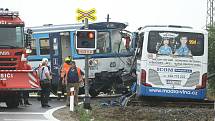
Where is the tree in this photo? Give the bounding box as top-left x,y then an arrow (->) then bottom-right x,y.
208,27 -> 215,94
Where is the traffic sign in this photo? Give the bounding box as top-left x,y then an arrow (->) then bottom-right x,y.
76,8 -> 96,22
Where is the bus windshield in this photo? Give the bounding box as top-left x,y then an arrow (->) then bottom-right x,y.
0,27 -> 24,48
147,31 -> 204,56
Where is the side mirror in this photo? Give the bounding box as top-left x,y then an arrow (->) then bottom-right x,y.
25,29 -> 33,53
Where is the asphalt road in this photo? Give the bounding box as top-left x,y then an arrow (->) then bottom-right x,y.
0,98 -> 65,121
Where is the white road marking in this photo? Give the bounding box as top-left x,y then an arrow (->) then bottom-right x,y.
44,105 -> 66,121
0,112 -> 44,115
0,106 -> 66,121
4,119 -> 48,121
0,112 -> 48,121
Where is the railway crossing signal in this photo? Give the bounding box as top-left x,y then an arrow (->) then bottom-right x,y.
76,30 -> 97,51
75,8 -> 97,110
76,8 -> 96,22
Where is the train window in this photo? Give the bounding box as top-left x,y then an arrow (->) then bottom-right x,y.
96,32 -> 110,54
112,30 -> 122,52
112,30 -> 132,53
29,39 -> 36,55
120,34 -> 131,53
39,38 -> 50,55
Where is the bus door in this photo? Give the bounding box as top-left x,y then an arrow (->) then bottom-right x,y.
49,32 -> 62,92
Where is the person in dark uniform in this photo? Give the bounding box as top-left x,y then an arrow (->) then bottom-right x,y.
19,91 -> 32,106
66,61 -> 84,106
38,58 -> 52,108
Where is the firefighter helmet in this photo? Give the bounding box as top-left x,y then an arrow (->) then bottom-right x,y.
64,56 -> 72,63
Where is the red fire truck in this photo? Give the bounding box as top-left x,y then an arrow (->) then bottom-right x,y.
0,9 -> 40,108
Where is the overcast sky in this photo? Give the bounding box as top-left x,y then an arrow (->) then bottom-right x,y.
1,0 -> 207,31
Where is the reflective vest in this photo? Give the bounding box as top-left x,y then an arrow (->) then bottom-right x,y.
77,67 -> 81,77
60,63 -> 71,78
66,67 -> 81,77
66,67 -> 82,83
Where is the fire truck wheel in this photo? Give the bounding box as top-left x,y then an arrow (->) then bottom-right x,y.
6,97 -> 19,108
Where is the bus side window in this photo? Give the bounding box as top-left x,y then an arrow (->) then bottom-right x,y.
39,38 -> 50,55
30,39 -> 36,55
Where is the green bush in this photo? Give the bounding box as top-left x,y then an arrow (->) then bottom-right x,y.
208,26 -> 215,96
76,105 -> 93,121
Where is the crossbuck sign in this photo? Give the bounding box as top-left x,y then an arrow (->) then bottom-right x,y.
76,8 -> 96,22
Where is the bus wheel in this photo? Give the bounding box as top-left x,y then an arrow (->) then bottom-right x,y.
89,88 -> 99,98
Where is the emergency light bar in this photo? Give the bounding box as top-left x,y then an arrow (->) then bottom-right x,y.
0,8 -> 19,16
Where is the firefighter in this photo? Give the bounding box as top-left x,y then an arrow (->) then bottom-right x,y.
57,56 -> 72,100
19,63 -> 32,106
38,58 -> 52,107
66,61 -> 84,106
19,91 -> 32,106
35,62 -> 42,101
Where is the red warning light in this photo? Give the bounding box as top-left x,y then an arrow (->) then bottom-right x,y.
87,32 -> 95,40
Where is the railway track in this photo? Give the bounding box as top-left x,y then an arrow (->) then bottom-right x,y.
128,100 -> 214,108
126,97 -> 214,109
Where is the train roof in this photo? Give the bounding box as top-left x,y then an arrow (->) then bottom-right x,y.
25,23 -> 83,33
82,22 -> 128,30
26,22 -> 128,33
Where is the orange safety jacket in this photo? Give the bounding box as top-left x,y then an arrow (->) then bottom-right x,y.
65,67 -> 82,82
76,67 -> 81,77
66,67 -> 81,77
60,63 -> 71,78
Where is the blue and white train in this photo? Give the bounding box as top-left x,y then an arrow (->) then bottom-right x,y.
27,22 -> 136,97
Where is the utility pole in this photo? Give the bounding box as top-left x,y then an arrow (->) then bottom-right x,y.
83,18 -> 91,110
76,8 -> 96,110
206,0 -> 215,28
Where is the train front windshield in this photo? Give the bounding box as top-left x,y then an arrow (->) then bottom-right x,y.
147,31 -> 204,57
0,27 -> 24,48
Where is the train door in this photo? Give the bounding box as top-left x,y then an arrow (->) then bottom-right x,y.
49,32 -> 62,92
60,32 -> 72,62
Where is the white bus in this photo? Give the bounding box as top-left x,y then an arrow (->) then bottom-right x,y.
134,25 -> 208,99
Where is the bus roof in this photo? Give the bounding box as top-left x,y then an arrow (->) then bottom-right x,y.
142,25 -> 192,29
138,25 -> 207,34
